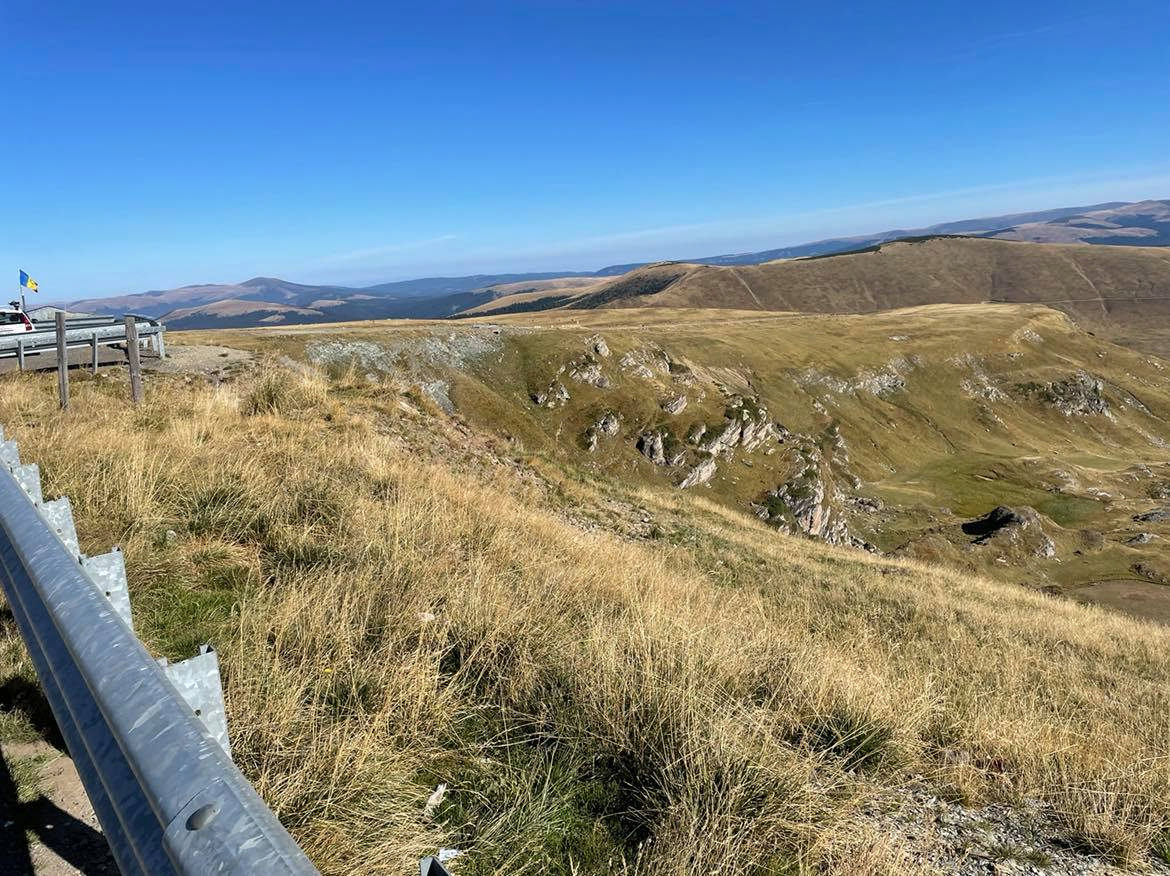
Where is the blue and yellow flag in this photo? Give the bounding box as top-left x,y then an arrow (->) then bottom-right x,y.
19,270 -> 38,293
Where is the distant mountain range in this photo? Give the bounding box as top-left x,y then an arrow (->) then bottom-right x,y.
69,199 -> 1170,330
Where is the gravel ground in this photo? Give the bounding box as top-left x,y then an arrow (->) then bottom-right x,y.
859,781 -> 1170,875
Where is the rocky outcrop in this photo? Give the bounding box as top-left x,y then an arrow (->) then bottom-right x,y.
619,346 -> 669,380
530,382 -> 570,408
1017,371 -> 1109,416
757,471 -> 876,551
596,412 -> 620,436
677,456 -> 717,489
586,334 -> 609,357
637,431 -> 666,465
1132,562 -> 1170,586
953,354 -> 1009,402
752,426 -> 878,551
962,506 -> 1027,539
661,394 -> 687,415
758,459 -> 845,545
586,411 -> 621,452
567,359 -> 610,388
796,357 -> 918,397
962,506 -> 1056,558
702,418 -> 744,456
767,468 -> 844,541
637,429 -> 686,467
699,396 -> 787,456
1134,507 -> 1170,523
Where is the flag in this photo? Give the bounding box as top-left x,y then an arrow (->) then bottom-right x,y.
19,270 -> 38,293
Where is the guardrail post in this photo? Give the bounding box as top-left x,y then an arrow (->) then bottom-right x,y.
17,337 -> 25,371
125,316 -> 144,404
92,329 -> 100,373
420,856 -> 454,876
55,312 -> 69,409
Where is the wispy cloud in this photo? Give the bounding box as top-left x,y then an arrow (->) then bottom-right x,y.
319,234 -> 459,265
299,165 -> 1170,284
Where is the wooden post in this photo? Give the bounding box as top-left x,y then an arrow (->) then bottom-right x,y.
16,338 -> 25,371
56,312 -> 69,410
125,316 -> 143,404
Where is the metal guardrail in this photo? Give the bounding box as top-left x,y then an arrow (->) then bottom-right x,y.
0,316 -> 165,369
0,426 -> 320,875
30,314 -> 119,330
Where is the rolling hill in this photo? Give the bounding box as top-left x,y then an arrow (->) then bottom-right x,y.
474,236 -> 1170,356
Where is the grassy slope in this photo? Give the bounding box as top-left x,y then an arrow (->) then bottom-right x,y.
182,304 -> 1170,600
475,238 -> 1170,357
474,307 -> 1170,604
2,352 -> 1168,874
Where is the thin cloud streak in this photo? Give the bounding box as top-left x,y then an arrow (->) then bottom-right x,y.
298,167 -> 1170,285
319,234 -> 460,265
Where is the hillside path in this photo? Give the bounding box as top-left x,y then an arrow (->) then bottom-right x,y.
728,268 -> 765,308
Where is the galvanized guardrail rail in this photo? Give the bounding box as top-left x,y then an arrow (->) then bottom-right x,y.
30,314 -> 120,331
0,315 -> 165,370
0,426 -> 319,874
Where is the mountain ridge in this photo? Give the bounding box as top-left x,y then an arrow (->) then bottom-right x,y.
67,199 -> 1170,329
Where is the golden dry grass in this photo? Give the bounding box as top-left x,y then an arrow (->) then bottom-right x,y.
1,363 -> 1168,874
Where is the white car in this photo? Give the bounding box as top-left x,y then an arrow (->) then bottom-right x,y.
0,305 -> 34,335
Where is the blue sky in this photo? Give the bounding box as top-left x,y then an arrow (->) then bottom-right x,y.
2,1 -> 1169,300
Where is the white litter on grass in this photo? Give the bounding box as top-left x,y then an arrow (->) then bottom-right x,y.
423,783 -> 448,818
